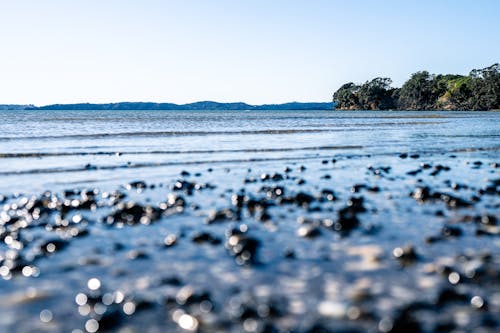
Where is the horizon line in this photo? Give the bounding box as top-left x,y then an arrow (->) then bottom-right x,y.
1,100 -> 334,108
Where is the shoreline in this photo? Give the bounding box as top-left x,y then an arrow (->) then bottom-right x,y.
1,150 -> 498,332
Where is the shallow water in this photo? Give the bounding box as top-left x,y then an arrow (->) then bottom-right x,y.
1,110 -> 498,193
0,110 -> 499,332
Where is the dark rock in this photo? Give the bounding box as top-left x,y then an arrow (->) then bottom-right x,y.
430,165 -> 451,176
367,165 -> 391,176
191,232 -> 222,245
297,225 -> 321,238
127,181 -> 147,189
296,178 -> 306,185
441,225 -> 462,237
105,202 -> 161,225
257,210 -> 272,222
351,184 -> 367,193
475,215 -> 497,226
320,189 -> 337,201
172,180 -> 196,195
207,208 -> 237,223
97,307 -> 123,331
226,230 -> 259,265
294,192 -> 315,206
407,169 -> 422,176
393,245 -> 418,264
436,288 -> 468,305
84,163 -> 97,170
40,239 -> 69,254
244,177 -> 257,184
127,250 -> 149,260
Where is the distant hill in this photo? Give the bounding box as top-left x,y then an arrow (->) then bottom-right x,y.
0,104 -> 35,110
26,101 -> 333,111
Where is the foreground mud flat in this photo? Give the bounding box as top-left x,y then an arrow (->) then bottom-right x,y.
0,150 -> 499,333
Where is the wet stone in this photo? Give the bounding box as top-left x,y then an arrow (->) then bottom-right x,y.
206,208 -> 238,224
351,184 -> 367,193
296,178 -> 306,185
393,245 -> 419,264
40,239 -> 69,254
320,189 -> 337,201
104,202 -> 161,226
172,180 -> 195,195
411,186 -> 471,208
367,165 -> 391,176
430,164 -> 451,176
475,215 -> 497,226
441,225 -> 463,238
436,288 -> 468,305
294,192 -> 315,207
297,225 -> 322,238
126,181 -> 147,190
127,250 -> 149,260
259,186 -> 285,199
407,169 -> 422,176
260,173 -> 284,182
225,230 -> 260,265
191,232 -> 222,245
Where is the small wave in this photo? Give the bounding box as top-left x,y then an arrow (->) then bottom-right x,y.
0,129 -> 337,141
0,155 -> 338,176
0,145 -> 363,159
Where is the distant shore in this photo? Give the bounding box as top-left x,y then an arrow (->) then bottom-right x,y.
333,63 -> 499,111
0,101 -> 333,111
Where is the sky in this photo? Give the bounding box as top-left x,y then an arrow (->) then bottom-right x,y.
0,0 -> 499,106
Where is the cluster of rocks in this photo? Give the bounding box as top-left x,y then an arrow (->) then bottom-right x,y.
0,158 -> 498,332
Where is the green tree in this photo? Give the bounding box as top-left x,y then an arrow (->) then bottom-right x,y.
398,71 -> 436,110
357,77 -> 395,110
332,63 -> 499,111
333,83 -> 361,109
469,63 -> 500,110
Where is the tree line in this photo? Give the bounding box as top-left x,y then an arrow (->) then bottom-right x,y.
333,64 -> 499,110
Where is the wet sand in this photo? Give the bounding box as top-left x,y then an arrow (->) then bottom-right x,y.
0,111 -> 499,332
1,153 -> 499,332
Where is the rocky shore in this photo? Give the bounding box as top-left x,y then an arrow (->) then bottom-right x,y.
0,151 -> 499,332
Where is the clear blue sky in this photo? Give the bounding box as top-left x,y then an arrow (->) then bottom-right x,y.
0,0 -> 499,105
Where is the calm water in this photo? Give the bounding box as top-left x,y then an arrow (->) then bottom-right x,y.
1,110 -> 499,194
0,110 -> 499,332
